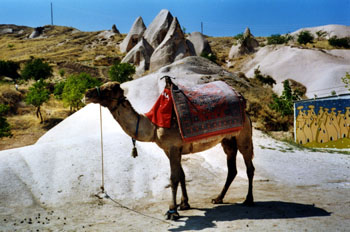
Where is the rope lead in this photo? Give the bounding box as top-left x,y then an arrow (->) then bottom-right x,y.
131,115 -> 141,158
99,104 -> 105,192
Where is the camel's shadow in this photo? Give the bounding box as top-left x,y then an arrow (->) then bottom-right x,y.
169,201 -> 331,231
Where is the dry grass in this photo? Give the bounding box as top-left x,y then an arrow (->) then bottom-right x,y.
207,36 -> 235,64
0,25 -> 125,65
0,81 -> 70,150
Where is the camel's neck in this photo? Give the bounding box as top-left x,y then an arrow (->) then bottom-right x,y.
107,99 -> 156,142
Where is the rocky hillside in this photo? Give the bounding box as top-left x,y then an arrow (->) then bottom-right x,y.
1,9 -> 350,150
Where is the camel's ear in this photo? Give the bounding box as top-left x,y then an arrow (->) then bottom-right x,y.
110,82 -> 124,97
85,87 -> 100,103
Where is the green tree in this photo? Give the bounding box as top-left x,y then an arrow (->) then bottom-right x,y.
25,80 -> 50,123
53,81 -> 66,99
0,104 -> 12,138
270,80 -> 302,116
297,31 -> 314,45
21,57 -> 53,81
108,61 -> 135,83
0,60 -> 20,79
62,73 -> 101,112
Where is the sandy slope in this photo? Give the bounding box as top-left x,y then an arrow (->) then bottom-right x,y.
242,45 -> 350,97
1,69 -> 350,231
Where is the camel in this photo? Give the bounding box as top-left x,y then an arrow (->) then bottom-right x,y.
85,80 -> 255,220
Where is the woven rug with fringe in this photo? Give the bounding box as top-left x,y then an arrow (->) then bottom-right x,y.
171,81 -> 245,142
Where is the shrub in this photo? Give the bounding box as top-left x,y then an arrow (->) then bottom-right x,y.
267,34 -> 291,45
62,73 -> 101,112
0,60 -> 20,79
234,33 -> 244,42
25,80 -> 50,123
200,51 -> 217,64
108,61 -> 135,83
21,57 -> 53,81
253,66 -> 276,86
59,69 -> 65,77
0,104 -> 12,138
341,72 -> 350,90
316,30 -> 328,40
328,36 -> 350,48
297,31 -> 314,45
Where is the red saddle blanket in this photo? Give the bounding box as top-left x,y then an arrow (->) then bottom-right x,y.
145,88 -> 173,128
145,81 -> 245,142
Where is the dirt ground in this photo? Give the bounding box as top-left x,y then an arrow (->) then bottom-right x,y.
1,149 -> 349,232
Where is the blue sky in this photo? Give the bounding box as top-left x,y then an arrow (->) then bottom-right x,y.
1,0 -> 349,36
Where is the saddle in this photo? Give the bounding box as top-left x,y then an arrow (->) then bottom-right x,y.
145,79 -> 246,142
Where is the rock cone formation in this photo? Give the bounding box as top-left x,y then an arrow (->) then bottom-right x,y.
112,24 -> 120,34
229,27 -> 259,58
120,16 -> 146,53
143,9 -> 173,49
121,38 -> 154,76
187,31 -> 212,56
149,17 -> 192,72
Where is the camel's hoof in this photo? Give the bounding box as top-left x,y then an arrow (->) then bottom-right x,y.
179,202 -> 191,210
165,210 -> 180,221
243,199 -> 254,206
211,198 -> 223,204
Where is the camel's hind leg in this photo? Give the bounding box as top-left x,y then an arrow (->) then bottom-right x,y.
212,137 -> 238,204
237,129 -> 255,205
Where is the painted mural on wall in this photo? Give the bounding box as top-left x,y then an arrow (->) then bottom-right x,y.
294,95 -> 350,148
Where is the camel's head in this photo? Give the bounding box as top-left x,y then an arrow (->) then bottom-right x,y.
85,82 -> 124,108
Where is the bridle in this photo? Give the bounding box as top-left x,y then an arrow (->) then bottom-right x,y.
95,86 -> 140,158
95,86 -> 126,110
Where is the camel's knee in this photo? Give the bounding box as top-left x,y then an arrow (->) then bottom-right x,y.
246,163 -> 255,178
170,173 -> 181,185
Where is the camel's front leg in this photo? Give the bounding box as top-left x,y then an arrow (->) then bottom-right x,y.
165,147 -> 189,220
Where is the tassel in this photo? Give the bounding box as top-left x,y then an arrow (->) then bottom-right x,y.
131,146 -> 138,158
131,138 -> 138,158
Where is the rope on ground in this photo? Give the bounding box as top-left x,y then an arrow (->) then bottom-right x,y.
104,191 -> 171,225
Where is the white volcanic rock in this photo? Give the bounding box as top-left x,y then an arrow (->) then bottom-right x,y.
149,17 -> 192,72
120,16 -> 146,53
187,31 -> 212,56
143,9 -> 173,49
29,27 -> 44,39
121,37 -> 154,76
242,45 -> 350,97
291,24 -> 350,39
